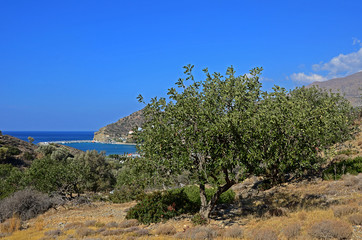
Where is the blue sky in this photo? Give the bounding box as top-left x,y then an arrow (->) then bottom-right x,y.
1,0 -> 362,131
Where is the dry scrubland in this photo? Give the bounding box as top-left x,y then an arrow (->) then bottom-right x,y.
1,122 -> 362,240
1,174 -> 361,240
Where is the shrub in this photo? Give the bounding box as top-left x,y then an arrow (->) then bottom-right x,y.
126,185 -> 235,224
155,224 -> 177,235
73,150 -> 116,192
118,219 -> 139,228
0,164 -> 24,200
134,228 -> 150,236
348,214 -> 362,225
64,222 -> 84,230
323,156 -> 362,180
101,229 -> 124,236
252,228 -> 278,240
191,213 -> 208,225
105,221 -> 118,228
342,174 -> 360,187
126,189 -> 197,224
23,152 -> 34,161
109,185 -> 145,203
84,220 -> 97,227
333,205 -> 358,217
308,219 -> 352,239
0,188 -> 56,222
222,225 -> 243,238
175,226 -> 216,240
282,222 -> 301,239
123,226 -> 140,232
44,229 -> 62,237
176,185 -> 235,206
76,227 -> 95,237
7,146 -> 21,156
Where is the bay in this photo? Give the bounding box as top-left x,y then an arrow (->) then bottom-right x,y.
3,131 -> 137,155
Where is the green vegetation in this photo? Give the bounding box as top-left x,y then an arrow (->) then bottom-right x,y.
126,186 -> 235,224
136,65 -> 356,219
27,137 -> 34,144
0,65 -> 360,227
0,164 -> 24,200
323,156 -> 362,180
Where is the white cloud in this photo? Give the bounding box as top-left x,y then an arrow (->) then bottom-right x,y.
290,47 -> 362,84
289,72 -> 327,84
312,48 -> 362,77
352,37 -> 362,46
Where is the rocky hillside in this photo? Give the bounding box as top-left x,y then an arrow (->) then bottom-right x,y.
307,72 -> 362,107
94,109 -> 145,142
0,135 -> 38,167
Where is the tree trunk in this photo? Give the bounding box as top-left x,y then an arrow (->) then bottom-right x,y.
199,181 -> 234,220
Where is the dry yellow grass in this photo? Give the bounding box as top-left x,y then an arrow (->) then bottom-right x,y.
0,215 -> 21,234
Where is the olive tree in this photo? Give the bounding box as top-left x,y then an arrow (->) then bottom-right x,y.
136,65 -> 356,219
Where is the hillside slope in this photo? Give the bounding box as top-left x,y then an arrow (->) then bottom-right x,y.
0,135 -> 38,167
93,109 -> 144,142
307,72 -> 362,107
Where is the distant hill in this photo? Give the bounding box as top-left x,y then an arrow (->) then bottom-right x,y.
0,134 -> 84,167
307,72 -> 362,107
93,109 -> 145,142
0,134 -> 38,167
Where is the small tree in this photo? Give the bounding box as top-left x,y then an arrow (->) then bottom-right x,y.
28,136 -> 34,144
136,65 -> 356,219
0,130 -> 3,136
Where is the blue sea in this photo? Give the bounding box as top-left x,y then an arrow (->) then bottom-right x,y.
3,131 -> 137,155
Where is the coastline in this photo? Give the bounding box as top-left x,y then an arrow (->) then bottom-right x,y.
38,140 -> 137,145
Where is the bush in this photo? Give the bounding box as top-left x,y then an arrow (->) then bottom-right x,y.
177,185 -> 235,206
348,214 -> 362,225
23,152 -> 34,161
7,146 -> 21,156
0,188 -> 57,222
73,150 -> 115,192
175,226 -> 216,240
76,227 -> 95,237
134,228 -> 150,236
191,213 -> 208,225
105,221 -> 118,228
252,228 -> 278,240
44,229 -> 62,237
155,224 -> 177,235
332,205 -> 358,217
282,222 -> 301,239
126,186 -> 235,224
222,225 -> 243,238
101,229 -> 124,236
0,164 -> 24,200
308,219 -> 352,239
64,222 -> 84,230
323,156 -> 362,180
126,189 -> 197,224
118,219 -> 139,228
109,185 -> 145,203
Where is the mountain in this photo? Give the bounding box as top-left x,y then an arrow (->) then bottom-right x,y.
93,109 -> 145,142
307,72 -> 362,107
